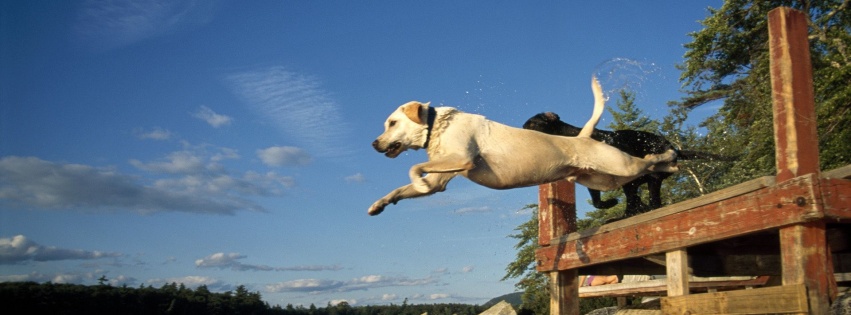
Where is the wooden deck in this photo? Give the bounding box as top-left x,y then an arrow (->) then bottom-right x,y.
535,8 -> 850,315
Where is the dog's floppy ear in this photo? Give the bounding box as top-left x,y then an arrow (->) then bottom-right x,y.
401,101 -> 429,124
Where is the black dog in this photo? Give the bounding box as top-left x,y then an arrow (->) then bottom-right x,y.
524,112 -> 730,220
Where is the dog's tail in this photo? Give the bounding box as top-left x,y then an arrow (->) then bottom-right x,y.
578,76 -> 605,138
677,150 -> 738,161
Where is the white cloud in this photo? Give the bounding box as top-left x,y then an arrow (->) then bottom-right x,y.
73,0 -> 217,51
195,252 -> 342,272
193,106 -> 232,128
381,294 -> 398,301
130,150 -> 205,174
137,127 -> 172,140
429,293 -> 451,300
461,265 -> 475,273
0,155 -> 288,215
453,206 -> 491,214
344,173 -> 365,183
266,274 -> 437,294
226,66 -> 353,159
0,235 -> 121,264
257,146 -> 311,167
267,279 -> 344,293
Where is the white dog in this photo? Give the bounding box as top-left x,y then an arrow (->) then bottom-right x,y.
369,77 -> 677,215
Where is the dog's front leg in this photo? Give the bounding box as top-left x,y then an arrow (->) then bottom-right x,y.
369,173 -> 456,215
409,155 -> 474,193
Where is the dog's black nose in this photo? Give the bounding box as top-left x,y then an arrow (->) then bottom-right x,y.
372,140 -> 380,150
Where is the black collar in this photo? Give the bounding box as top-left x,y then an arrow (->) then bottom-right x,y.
423,107 -> 437,149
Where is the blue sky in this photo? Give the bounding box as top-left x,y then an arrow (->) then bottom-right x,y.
1,0 -> 722,307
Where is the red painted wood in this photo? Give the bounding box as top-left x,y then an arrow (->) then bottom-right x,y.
536,174 -> 823,272
779,222 -> 834,313
538,181 -> 576,246
769,7 -> 820,181
819,178 -> 851,220
770,8 -> 831,314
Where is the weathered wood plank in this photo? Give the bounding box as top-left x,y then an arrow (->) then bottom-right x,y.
536,174 -> 823,272
538,181 -> 580,315
822,164 -> 851,179
549,270 -> 579,315
820,178 -> 851,220
552,176 -> 775,245
615,310 -> 660,315
770,7 -> 832,314
780,221 -> 835,313
660,284 -> 807,315
665,250 -> 689,297
538,181 -> 576,246
578,276 -> 770,298
769,8 -> 820,182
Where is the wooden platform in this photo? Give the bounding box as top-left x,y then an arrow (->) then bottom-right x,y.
536,168 -> 851,274
535,8 -> 850,315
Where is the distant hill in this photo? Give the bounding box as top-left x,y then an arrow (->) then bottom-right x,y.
483,292 -> 523,308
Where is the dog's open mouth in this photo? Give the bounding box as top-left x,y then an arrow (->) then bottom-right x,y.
383,142 -> 402,158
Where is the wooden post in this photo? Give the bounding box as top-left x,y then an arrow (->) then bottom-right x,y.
549,270 -> 579,315
538,181 -> 577,246
768,7 -> 833,314
768,7 -> 820,180
539,181 -> 578,315
666,249 -> 689,297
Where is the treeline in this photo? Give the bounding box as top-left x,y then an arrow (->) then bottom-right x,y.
1,281 -> 487,315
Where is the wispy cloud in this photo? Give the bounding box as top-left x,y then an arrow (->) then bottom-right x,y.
453,206 -> 491,214
136,127 -> 172,140
266,274 -> 438,294
195,252 -> 342,272
73,0 -> 218,51
257,146 -> 312,167
0,154 -> 291,215
226,66 -> 353,159
0,235 -> 121,264
344,173 -> 365,183
193,106 -> 233,128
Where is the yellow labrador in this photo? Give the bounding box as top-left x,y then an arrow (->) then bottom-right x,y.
369,77 -> 677,215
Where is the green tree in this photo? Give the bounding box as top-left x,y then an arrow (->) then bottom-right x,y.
502,204 -> 549,315
674,0 -> 851,182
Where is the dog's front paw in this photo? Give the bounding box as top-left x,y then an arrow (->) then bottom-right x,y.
368,201 -> 387,216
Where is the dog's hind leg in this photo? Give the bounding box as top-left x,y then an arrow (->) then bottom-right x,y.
369,173 -> 456,215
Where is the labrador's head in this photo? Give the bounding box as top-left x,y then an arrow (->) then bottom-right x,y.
372,101 -> 430,158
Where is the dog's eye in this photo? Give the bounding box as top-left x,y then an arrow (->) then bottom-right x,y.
388,120 -> 397,127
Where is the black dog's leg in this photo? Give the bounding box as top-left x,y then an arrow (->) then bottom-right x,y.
589,188 -> 619,209
646,175 -> 669,210
622,182 -> 648,217
647,176 -> 667,210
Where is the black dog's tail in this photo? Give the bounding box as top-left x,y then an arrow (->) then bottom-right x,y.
677,150 -> 738,161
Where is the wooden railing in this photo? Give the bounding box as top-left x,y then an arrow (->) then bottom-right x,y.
535,7 -> 850,315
